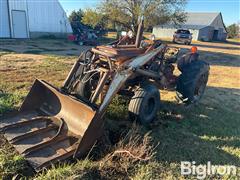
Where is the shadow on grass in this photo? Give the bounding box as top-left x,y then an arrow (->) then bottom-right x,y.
0,37 -> 116,57
150,86 -> 240,166
1,38 -> 239,68
226,40 -> 240,46
101,86 -> 240,167
90,85 -> 240,167
98,87 -> 240,166
199,50 -> 240,67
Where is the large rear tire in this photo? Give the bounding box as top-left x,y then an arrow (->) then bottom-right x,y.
128,84 -> 160,125
176,60 -> 209,104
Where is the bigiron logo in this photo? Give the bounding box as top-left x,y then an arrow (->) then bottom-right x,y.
181,161 -> 238,179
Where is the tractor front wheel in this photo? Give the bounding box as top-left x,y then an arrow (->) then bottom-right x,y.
128,84 -> 160,125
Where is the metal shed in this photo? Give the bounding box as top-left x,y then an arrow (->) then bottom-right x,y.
0,0 -> 72,38
153,12 -> 227,41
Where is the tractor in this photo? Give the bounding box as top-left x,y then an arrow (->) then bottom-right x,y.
0,19 -> 209,170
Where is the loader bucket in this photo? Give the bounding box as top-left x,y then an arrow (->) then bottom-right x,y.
0,79 -> 99,171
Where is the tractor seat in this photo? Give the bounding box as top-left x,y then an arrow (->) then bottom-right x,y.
91,45 -> 146,62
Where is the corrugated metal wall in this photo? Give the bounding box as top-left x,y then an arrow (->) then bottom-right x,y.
198,26 -> 214,41
27,0 -> 72,34
211,14 -> 227,33
152,27 -> 199,40
211,15 -> 227,41
8,0 -> 29,38
0,0 -> 11,38
9,0 -> 27,10
217,28 -> 227,41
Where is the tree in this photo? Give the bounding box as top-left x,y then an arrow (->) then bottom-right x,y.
227,23 -> 239,39
69,9 -> 84,24
82,9 -> 106,29
99,0 -> 187,32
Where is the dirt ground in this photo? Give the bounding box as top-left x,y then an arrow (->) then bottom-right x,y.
0,38 -> 240,179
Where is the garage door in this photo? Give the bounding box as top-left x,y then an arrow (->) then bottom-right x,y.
0,0 -> 11,38
12,10 -> 28,38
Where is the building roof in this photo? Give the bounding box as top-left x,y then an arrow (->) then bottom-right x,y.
155,12 -> 222,30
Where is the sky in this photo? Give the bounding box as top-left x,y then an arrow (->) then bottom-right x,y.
59,0 -> 240,26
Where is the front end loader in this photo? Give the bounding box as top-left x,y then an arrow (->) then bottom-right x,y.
0,19 -> 209,171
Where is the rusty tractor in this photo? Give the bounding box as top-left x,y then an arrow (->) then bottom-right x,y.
0,19 -> 209,171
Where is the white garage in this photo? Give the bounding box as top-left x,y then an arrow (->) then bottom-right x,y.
153,12 -> 227,41
0,0 -> 11,38
0,0 -> 72,38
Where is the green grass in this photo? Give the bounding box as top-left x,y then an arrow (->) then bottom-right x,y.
0,92 -> 24,115
0,141 -> 30,179
35,160 -> 96,180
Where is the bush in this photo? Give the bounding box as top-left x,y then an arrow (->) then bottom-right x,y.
227,24 -> 239,38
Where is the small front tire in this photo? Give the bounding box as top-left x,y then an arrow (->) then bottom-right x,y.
128,84 -> 160,125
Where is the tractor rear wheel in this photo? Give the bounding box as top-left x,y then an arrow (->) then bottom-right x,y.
176,60 -> 209,104
128,84 -> 160,125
